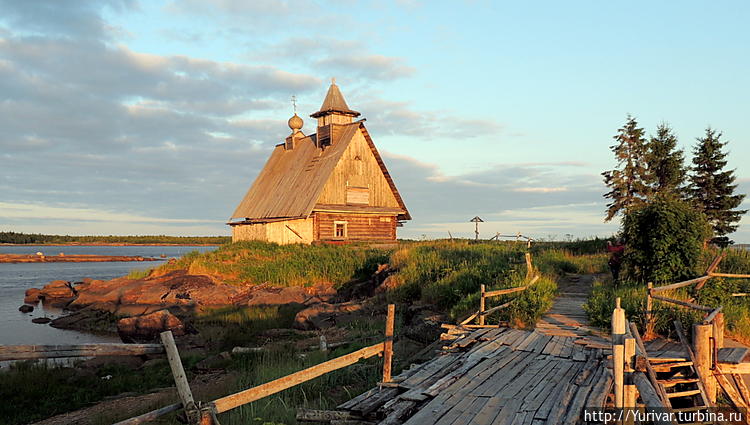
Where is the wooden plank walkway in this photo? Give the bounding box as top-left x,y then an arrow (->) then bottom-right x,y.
333,327 -> 612,424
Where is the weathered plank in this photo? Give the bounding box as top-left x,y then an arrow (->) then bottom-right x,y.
0,343 -> 164,361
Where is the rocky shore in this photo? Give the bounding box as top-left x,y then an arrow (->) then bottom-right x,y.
20,267 -> 393,341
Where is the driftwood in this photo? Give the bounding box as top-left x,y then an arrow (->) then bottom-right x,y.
0,343 -> 164,361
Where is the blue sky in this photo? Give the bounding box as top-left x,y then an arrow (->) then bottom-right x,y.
1,0 -> 748,241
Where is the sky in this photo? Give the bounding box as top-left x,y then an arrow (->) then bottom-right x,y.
1,0 -> 748,242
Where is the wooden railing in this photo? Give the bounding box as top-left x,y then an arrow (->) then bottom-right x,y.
1,305 -> 397,425
457,252 -> 539,328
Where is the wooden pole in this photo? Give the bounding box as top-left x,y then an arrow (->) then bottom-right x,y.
525,252 -> 533,279
382,304 -> 395,383
712,312 -> 724,349
160,331 -> 199,424
693,323 -> 717,403
646,282 -> 653,331
673,320 -> 713,408
612,298 -> 626,408
624,336 -> 637,412
479,285 -> 486,326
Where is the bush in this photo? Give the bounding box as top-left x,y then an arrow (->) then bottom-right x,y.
622,195 -> 711,284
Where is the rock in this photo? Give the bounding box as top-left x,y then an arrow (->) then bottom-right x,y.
18,305 -> 33,313
50,309 -> 119,333
31,317 -> 52,324
293,302 -> 364,330
24,288 -> 41,303
116,309 -> 185,341
39,280 -> 76,299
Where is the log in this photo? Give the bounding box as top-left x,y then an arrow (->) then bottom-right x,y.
650,294 -> 713,312
703,307 -> 723,324
160,331 -> 198,422
296,408 -> 360,422
651,275 -> 711,292
733,374 -> 750,406
484,276 -> 540,298
713,365 -> 748,410
612,298 -> 626,408
478,300 -> 514,316
0,343 -> 164,361
673,320 -> 713,407
692,323 -> 716,403
645,282 -> 655,339
382,304 -> 395,383
630,322 -> 670,405
479,284 -> 486,326
705,253 -> 725,276
624,337 -> 637,410
112,403 -> 183,425
633,372 -> 669,411
708,273 -> 750,279
212,342 -> 384,413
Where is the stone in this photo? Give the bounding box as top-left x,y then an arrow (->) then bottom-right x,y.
24,288 -> 41,303
116,309 -> 185,341
18,305 -> 34,313
39,280 -> 76,299
293,302 -> 364,330
31,317 -> 52,324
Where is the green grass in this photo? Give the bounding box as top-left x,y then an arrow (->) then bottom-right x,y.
127,267 -> 152,279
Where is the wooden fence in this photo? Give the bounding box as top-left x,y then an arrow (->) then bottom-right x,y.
1,305 -> 397,425
645,252 -> 750,339
456,252 -> 539,328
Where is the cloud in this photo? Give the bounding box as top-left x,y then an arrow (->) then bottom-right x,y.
314,55 -> 416,81
0,202 -> 215,224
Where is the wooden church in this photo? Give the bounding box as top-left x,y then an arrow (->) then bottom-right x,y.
228,80 -> 410,244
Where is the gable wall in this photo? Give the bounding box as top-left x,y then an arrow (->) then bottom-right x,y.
232,218 -> 314,245
316,128 -> 400,208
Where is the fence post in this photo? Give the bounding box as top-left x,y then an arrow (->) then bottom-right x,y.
382,304 -> 395,383
160,330 -> 200,424
624,336 -> 636,413
525,252 -> 533,279
645,282 -> 654,339
479,285 -> 486,326
693,323 -> 717,403
612,297 -> 626,408
713,312 -> 724,349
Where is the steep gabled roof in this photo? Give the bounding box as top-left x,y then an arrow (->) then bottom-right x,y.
310,82 -> 360,118
230,121 -> 409,221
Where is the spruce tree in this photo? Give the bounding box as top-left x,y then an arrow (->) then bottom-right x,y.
602,115 -> 650,221
688,127 -> 747,244
645,123 -> 687,196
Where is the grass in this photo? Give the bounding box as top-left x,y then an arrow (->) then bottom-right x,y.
152,241 -> 391,287
127,267 -> 152,279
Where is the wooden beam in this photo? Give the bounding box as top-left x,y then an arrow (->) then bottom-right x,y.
703,307 -> 723,324
0,343 -> 164,361
459,311 -> 479,325
714,365 -> 748,410
296,408 -> 360,422
112,403 -> 183,425
484,276 -> 540,298
705,253 -> 725,275
630,322 -> 671,405
612,298 -> 626,409
719,363 -> 750,374
633,372 -> 670,411
693,323 -> 717,404
160,331 -> 199,423
733,374 -> 750,406
479,284 -> 486,326
478,300 -> 514,316
651,275 -> 711,292
673,320 -> 713,408
650,294 -> 713,312
212,342 -> 384,413
645,282 -> 655,339
382,304 -> 395,383
709,273 -> 750,279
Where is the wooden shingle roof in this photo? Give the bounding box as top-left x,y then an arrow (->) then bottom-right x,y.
310,81 -> 360,118
230,121 -> 410,221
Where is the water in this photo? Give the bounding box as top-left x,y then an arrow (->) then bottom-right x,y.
0,245 -> 217,346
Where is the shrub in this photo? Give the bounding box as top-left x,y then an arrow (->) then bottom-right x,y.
622,195 -> 711,284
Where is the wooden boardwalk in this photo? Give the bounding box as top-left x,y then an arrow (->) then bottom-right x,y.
331,327 -> 612,425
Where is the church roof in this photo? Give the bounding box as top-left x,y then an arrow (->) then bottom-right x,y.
230,121 -> 409,222
310,81 -> 360,118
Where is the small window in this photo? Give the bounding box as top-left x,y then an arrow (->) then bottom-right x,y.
333,221 -> 347,239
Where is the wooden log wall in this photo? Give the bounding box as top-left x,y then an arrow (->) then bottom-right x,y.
314,212 -> 396,241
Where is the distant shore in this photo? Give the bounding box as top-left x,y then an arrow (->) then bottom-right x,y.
0,253 -> 166,263
0,243 -> 221,246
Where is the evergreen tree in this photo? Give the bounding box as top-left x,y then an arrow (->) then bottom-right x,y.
645,123 -> 687,196
688,127 -> 747,244
602,115 -> 650,221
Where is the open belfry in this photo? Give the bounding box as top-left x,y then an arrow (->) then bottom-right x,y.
228,79 -> 410,244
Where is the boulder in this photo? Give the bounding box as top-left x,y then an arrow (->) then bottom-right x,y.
24,288 -> 41,303
117,309 -> 185,341
31,317 -> 52,324
293,302 -> 364,330
39,280 -> 76,299
18,305 -> 33,313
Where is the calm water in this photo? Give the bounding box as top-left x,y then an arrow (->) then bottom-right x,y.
0,245 -> 216,346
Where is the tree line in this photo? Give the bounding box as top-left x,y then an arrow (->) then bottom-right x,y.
602,115 -> 746,246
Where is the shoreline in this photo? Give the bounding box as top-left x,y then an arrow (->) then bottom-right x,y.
0,254 -> 166,263
0,243 -> 222,247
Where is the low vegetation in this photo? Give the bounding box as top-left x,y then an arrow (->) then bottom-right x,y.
0,231 -> 230,245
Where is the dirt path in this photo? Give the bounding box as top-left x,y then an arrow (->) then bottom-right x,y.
536,273 -> 609,340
